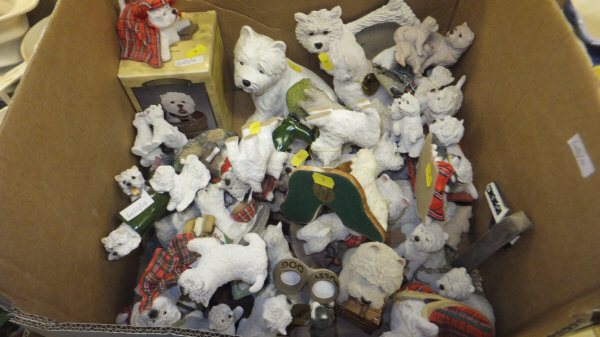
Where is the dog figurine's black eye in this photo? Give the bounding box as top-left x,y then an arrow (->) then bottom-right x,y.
439,284 -> 445,290
309,32 -> 315,36
171,101 -> 175,104
323,30 -> 329,35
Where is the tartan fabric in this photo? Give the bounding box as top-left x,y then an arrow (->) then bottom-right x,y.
399,281 -> 437,294
429,304 -> 494,337
344,234 -> 368,248
117,0 -> 176,68
427,161 -> 454,221
253,175 -> 276,201
231,199 -> 257,222
138,232 -> 197,311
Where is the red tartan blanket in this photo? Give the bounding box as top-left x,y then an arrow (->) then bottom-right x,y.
138,232 -> 197,311
117,0 -> 176,68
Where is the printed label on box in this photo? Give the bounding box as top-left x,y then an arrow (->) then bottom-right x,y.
567,133 -> 595,178
485,182 -> 510,223
174,55 -> 205,67
119,191 -> 154,222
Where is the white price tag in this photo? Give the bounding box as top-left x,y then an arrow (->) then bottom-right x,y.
174,55 -> 204,67
119,191 -> 154,221
567,133 -> 595,178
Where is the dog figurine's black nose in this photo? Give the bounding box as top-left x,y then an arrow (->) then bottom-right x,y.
148,309 -> 158,319
177,104 -> 183,108
172,9 -> 178,15
242,79 -> 251,87
314,42 -> 323,49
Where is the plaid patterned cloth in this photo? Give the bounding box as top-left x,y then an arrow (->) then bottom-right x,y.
428,161 -> 454,221
429,304 -> 494,337
117,0 -> 177,68
138,232 -> 197,311
344,234 -> 368,248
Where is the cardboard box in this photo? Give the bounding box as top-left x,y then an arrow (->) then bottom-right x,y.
117,11 -> 233,137
0,0 -> 599,336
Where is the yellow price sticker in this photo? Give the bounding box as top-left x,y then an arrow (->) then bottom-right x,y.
291,150 -> 309,167
313,172 -> 334,189
288,61 -> 303,73
186,44 -> 206,58
426,163 -> 433,187
318,52 -> 334,71
249,121 -> 261,134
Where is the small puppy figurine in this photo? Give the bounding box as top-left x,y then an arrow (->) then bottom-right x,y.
115,166 -> 147,201
420,22 -> 475,72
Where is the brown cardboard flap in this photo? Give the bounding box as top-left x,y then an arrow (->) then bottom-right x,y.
451,0 -> 600,335
0,1 -> 138,323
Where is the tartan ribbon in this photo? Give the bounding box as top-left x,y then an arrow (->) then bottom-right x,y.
344,234 -> 368,248
117,0 -> 177,68
427,161 -> 454,221
138,232 -> 197,311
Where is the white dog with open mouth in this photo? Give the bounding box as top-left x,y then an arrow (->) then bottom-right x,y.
233,25 -> 336,123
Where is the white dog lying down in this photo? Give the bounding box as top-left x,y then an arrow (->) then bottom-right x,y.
178,233 -> 268,306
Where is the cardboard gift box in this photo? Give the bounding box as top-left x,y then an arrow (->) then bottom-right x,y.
117,10 -> 232,138
0,0 -> 599,336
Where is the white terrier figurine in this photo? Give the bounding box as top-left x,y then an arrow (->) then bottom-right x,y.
420,22 -> 475,72
294,0 -> 418,109
302,94 -> 381,167
233,25 -> 336,123
178,233 -> 268,307
143,104 -> 188,149
392,93 -> 425,158
115,166 -> 147,201
237,285 -> 293,337
297,212 -> 351,255
393,16 -> 439,57
149,155 -> 211,212
422,75 -> 466,125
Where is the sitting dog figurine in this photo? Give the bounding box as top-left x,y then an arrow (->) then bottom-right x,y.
233,25 -> 336,123
392,93 -> 425,158
297,212 -> 351,255
118,0 -> 195,67
115,165 -> 147,201
143,104 -> 188,149
394,16 -> 439,57
338,242 -> 406,310
149,155 -> 211,212
236,284 -> 294,337
294,1 -> 418,108
420,22 -> 475,73
421,75 -> 466,125
178,233 -> 268,306
208,304 -> 244,335
225,118 -> 289,194
130,287 -> 182,327
395,222 -> 449,281
131,111 -> 164,167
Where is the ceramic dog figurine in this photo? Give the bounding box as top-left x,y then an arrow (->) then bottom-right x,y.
395,222 -> 449,280
149,155 -> 211,212
294,0 -> 418,109
233,25 -> 336,123
115,165 -> 147,201
297,212 -> 350,255
420,22 -> 475,72
118,0 -> 195,67
178,233 -> 268,306
394,16 -> 439,57
236,285 -> 294,337
421,75 -> 466,125
392,93 -> 425,158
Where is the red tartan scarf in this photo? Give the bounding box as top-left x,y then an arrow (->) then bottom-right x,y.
117,0 -> 177,68
395,287 -> 495,337
138,232 -> 197,311
428,161 -> 454,221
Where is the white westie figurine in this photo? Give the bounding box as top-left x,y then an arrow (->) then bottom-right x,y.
101,223 -> 142,261
350,149 -> 389,231
436,267 -> 495,324
130,287 -> 182,327
297,212 -> 351,255
414,66 -> 455,111
194,184 -> 252,242
420,22 -> 475,72
237,285 -> 294,337
373,132 -> 405,174
225,117 -> 289,194
395,222 -> 449,280
394,39 -> 435,77
392,93 -> 425,158
443,201 -> 473,250
145,3 -> 191,63
380,299 -> 439,337
233,25 -> 336,123
429,116 -> 478,199
421,75 -> 466,125
262,222 -> 293,280
338,242 -> 406,310
294,0 -> 418,109
208,304 -> 244,335
115,166 -> 147,201
302,95 -> 381,167
131,111 -> 156,156
393,16 -> 439,57
143,104 -> 188,149
178,233 -> 268,307
149,155 -> 211,212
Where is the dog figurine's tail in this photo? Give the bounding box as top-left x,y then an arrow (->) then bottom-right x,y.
347,0 -> 419,35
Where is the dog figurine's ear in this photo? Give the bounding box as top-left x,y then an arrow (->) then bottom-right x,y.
239,25 -> 256,41
294,12 -> 308,23
330,6 -> 342,18
270,40 -> 286,54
